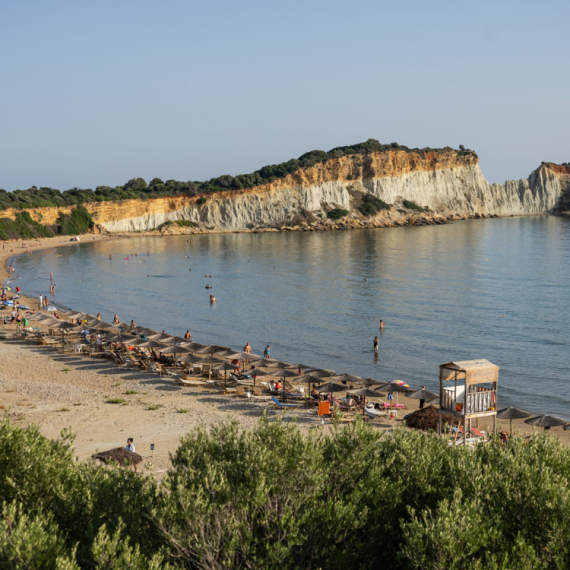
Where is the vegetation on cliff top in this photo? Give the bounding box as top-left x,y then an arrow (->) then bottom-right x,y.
0,140 -> 476,211
1,417 -> 569,569
0,206 -> 94,240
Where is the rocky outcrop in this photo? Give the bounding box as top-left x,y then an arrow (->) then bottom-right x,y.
4,151 -> 568,234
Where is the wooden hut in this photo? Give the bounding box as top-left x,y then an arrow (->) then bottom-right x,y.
438,359 -> 499,442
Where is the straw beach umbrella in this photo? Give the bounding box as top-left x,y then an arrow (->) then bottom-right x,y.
160,345 -> 194,356
496,407 -> 532,434
296,374 -> 326,404
564,424 -> 570,431
525,414 -> 567,430
239,366 -> 273,387
332,373 -> 364,386
304,369 -> 336,378
272,368 -> 300,402
347,387 -> 386,416
380,381 -> 411,406
407,388 -> 439,409
213,362 -> 240,387
195,344 -> 232,355
317,382 -> 347,405
147,333 -> 175,342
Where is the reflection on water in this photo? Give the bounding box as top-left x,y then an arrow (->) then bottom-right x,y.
11,216 -> 570,419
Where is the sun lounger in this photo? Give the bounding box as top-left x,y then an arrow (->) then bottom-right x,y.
365,406 -> 387,420
271,396 -> 300,409
176,376 -> 206,388
470,427 -> 486,438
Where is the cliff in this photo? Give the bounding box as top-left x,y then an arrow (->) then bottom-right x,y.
2,151 -> 568,235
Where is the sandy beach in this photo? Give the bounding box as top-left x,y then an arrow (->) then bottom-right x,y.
1,234 -> 568,478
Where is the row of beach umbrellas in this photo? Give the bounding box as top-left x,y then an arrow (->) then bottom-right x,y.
28,310 -> 570,429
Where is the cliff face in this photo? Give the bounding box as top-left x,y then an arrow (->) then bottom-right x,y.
4,151 -> 567,233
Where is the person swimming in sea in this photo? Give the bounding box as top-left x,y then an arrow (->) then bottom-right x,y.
205,284 -> 212,289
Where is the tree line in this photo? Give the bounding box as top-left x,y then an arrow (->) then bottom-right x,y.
0,140 -> 476,211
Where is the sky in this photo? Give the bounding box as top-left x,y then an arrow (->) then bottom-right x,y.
1,0 -> 569,191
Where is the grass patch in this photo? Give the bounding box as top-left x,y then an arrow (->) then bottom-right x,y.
146,404 -> 164,411
175,220 -> 197,228
106,397 -> 127,405
112,382 -> 122,387
57,407 -> 70,412
125,390 -> 138,395
73,402 -> 82,406
176,408 -> 190,414
402,200 -> 426,212
327,208 -> 349,220
61,368 -> 72,373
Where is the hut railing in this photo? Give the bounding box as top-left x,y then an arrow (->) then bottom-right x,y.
441,389 -> 496,414
466,389 -> 496,414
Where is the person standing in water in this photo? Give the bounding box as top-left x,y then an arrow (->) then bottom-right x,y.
264,344 -> 271,359
373,336 -> 379,352
379,320 -> 384,332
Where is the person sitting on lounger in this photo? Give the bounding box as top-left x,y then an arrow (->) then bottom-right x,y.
311,387 -> 321,400
274,381 -> 281,391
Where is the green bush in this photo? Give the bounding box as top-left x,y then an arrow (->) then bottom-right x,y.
402,200 -> 426,212
196,197 -> 207,205
175,220 -> 197,228
327,208 -> 349,220
0,211 -> 55,240
54,205 -> 94,236
3,415 -> 569,568
359,194 -> 390,217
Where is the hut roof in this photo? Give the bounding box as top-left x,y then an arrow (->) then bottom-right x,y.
440,359 -> 499,385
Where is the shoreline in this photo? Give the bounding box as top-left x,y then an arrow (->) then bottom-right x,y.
1,229 -> 568,473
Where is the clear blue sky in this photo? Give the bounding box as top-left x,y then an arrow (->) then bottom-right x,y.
1,0 -> 569,191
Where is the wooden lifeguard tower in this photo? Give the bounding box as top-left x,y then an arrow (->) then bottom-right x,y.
438,359 -> 499,442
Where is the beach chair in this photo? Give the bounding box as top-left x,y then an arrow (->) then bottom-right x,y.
271,396 -> 300,409
365,406 -> 386,420
236,386 -> 246,397
201,364 -> 211,378
178,375 -> 207,387
470,427 -> 486,439
251,386 -> 272,402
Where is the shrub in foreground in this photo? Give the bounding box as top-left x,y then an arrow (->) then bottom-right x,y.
1,417 -> 570,568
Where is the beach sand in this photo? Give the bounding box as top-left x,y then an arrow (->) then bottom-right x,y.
1,234 -> 568,478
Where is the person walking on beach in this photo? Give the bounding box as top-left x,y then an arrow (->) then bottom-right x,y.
373,336 -> 379,353
264,344 -> 271,359
125,438 -> 137,471
244,342 -> 252,354
39,294 -> 43,309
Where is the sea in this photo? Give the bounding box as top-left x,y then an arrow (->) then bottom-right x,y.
8,215 -> 570,420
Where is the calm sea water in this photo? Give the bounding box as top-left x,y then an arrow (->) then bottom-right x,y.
9,216 -> 570,419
